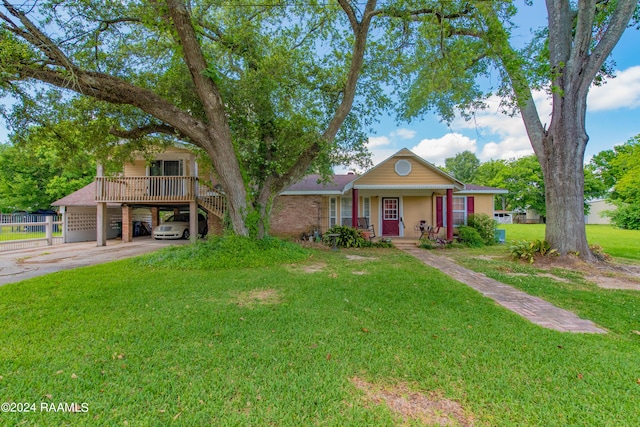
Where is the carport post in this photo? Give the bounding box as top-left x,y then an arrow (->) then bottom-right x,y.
96,202 -> 107,246
190,201 -> 198,244
96,162 -> 107,247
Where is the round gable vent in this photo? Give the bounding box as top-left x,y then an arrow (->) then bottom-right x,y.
395,159 -> 412,176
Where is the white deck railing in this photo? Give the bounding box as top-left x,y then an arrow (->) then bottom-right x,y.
95,176 -> 197,202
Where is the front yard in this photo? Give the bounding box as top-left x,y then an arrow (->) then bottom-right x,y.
0,233 -> 639,425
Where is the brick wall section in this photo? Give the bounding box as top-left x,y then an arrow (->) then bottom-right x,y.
122,205 -> 133,243
151,207 -> 159,229
270,195 -> 323,237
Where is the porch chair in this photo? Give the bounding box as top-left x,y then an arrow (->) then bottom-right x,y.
356,217 -> 376,241
417,220 -> 431,239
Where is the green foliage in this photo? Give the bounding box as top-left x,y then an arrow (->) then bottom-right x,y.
456,225 -> 485,248
0,1 -> 390,236
470,154 -> 604,215
607,201 -> 640,230
418,238 -> 437,249
467,213 -> 497,245
136,235 -> 310,270
0,130 -> 95,211
443,150 -> 480,183
501,155 -> 547,216
590,134 -> 640,204
509,239 -> 558,263
322,225 -> 367,248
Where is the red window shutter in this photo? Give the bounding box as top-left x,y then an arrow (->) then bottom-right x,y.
467,196 -> 475,216
436,196 -> 443,227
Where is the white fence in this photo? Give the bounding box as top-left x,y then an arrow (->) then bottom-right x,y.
0,214 -> 64,251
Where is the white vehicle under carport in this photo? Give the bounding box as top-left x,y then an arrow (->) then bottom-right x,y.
153,213 -> 208,240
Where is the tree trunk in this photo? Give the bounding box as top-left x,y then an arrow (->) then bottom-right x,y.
538,124 -> 593,260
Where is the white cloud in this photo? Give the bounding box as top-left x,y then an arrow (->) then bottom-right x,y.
449,92 -> 551,162
411,133 -> 477,166
366,135 -> 391,148
588,66 -> 640,111
390,128 -> 416,139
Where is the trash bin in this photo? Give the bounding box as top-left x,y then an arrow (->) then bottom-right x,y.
495,229 -> 506,244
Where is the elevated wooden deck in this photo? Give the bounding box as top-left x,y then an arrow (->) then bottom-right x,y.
95,176 -> 225,218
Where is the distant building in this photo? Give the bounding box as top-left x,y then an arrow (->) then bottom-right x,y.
585,199 -> 616,225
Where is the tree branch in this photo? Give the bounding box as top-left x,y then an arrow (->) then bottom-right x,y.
477,2 -> 546,153
165,0 -> 231,145
582,0 -> 637,85
2,1 -> 77,72
109,123 -> 179,139
270,0 -> 378,194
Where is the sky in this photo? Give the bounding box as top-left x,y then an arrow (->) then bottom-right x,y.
1,2 -> 639,172
356,2 -> 640,170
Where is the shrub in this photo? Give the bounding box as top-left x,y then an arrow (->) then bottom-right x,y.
509,239 -> 558,263
322,225 -> 367,248
589,244 -> 611,262
418,238 -> 436,249
608,202 -> 640,230
457,225 -> 485,247
467,213 -> 498,245
135,235 -> 310,269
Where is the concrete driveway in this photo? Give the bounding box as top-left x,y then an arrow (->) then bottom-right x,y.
0,237 -> 189,286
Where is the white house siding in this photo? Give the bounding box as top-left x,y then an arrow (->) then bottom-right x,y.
64,206 -> 122,243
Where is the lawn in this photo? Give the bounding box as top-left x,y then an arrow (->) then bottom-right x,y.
498,224 -> 640,261
0,226 -> 62,242
1,236 -> 639,425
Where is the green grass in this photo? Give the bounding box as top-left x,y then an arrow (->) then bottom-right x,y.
0,226 -> 62,242
499,224 -> 640,260
1,237 -> 640,425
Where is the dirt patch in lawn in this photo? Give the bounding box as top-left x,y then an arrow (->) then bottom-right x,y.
346,255 -> 376,261
585,274 -> 640,291
351,377 -> 474,426
510,272 -> 572,283
301,263 -> 326,273
232,289 -> 280,308
532,255 -> 640,291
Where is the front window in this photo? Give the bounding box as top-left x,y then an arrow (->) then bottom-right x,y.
363,197 -> 370,221
341,197 -> 352,226
150,160 -> 183,176
453,197 -> 466,226
329,198 -> 337,228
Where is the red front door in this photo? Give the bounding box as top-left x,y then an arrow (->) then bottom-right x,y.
382,198 -> 400,236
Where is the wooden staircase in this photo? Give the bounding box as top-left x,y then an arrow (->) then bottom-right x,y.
197,183 -> 226,219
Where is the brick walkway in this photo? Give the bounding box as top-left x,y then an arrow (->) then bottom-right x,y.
395,242 -> 607,333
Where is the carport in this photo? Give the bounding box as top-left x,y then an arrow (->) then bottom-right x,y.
52,182 -> 122,244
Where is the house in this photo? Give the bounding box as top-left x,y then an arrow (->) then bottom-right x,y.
585,199 -> 615,225
53,147 -> 507,243
270,148 -> 507,241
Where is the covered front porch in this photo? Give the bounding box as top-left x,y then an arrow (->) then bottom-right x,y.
342,186 -> 457,241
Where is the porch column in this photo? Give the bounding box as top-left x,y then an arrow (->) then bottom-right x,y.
122,205 -> 133,243
96,202 -> 107,246
96,162 -> 107,246
351,188 -> 359,228
189,201 -> 198,243
446,189 -> 453,241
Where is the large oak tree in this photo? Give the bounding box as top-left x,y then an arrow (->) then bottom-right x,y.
1,0 -> 395,237
399,0 -> 638,259
481,1 -> 637,259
